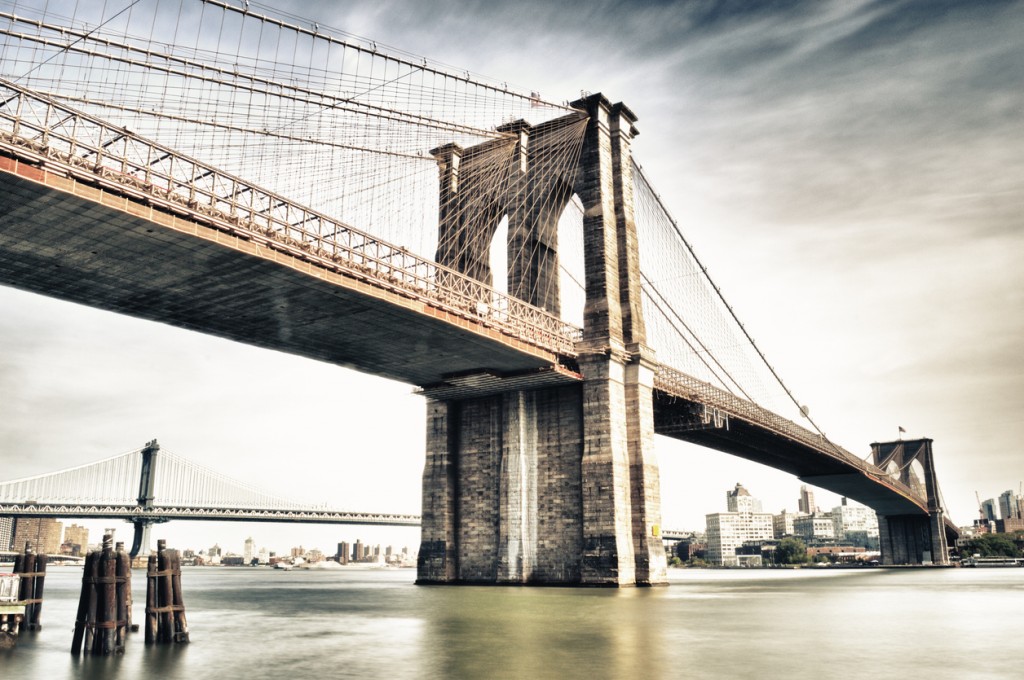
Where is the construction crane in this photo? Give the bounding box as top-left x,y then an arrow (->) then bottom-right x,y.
975,491 -> 984,520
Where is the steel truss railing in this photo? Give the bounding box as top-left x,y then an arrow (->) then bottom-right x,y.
654,365 -> 927,507
0,503 -> 421,526
0,78 -> 581,357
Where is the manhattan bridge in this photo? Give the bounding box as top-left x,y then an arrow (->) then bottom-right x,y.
0,0 -> 956,585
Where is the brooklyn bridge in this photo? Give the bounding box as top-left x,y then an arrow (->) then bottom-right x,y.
0,0 -> 956,585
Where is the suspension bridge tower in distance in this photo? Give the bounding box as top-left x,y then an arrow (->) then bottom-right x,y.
417,93 -> 668,586
871,438 -> 950,565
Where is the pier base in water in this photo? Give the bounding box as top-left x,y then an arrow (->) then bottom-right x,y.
71,534 -> 131,655
145,539 -> 189,645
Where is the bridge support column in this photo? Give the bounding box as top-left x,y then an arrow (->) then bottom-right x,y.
877,514 -> 947,565
625,348 -> 667,584
575,93 -> 666,585
129,439 -> 161,559
417,387 -> 584,585
129,519 -> 154,559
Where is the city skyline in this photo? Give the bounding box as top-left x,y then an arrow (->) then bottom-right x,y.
1,0 -> 1022,549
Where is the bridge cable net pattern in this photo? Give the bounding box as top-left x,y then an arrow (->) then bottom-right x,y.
0,2 -> 928,507
632,162 -> 893,477
0,447 -> 142,505
0,445 -> 393,515
0,0 -> 587,353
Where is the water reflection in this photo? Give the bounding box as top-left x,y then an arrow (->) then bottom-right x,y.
2,567 -> 1022,679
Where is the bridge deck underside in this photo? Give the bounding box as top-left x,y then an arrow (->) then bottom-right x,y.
653,393 -> 926,516
0,164 -> 570,388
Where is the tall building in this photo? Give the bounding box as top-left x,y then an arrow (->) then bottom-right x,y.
0,516 -> 12,550
998,490 -> 1022,521
64,524 -> 89,552
798,485 -> 817,515
244,537 -> 256,564
337,541 -> 350,564
706,484 -> 774,566
727,483 -> 763,513
981,498 -> 999,521
12,518 -> 63,554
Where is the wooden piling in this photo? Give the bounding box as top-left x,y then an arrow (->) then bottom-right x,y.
145,554 -> 158,644
145,539 -> 189,644
115,542 -> 133,636
71,533 -> 128,655
71,551 -> 99,655
99,541 -> 117,654
170,551 -> 189,642
12,542 -> 46,631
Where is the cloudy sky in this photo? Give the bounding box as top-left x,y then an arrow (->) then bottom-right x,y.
1,0 -> 1022,555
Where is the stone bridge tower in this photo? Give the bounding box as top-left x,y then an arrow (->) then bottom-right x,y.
417,94 -> 667,586
872,438 -> 950,565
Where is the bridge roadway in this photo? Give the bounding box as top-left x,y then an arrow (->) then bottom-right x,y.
0,86 -> 952,539
0,502 -> 421,527
0,156 -> 579,392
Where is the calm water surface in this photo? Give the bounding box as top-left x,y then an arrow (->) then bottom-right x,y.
2,565 -> 1021,679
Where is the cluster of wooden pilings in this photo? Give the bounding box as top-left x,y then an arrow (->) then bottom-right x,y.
13,542 -> 47,631
3,534 -> 190,656
71,534 -> 132,655
145,539 -> 189,644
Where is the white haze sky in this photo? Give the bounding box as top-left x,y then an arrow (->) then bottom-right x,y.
1,0 -> 1022,556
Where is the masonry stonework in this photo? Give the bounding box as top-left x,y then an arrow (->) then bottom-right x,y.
418,93 -> 667,586
871,439 -> 949,565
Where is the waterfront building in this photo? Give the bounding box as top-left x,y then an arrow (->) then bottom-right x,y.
830,498 -> 879,548
706,484 -> 773,566
12,517 -> 63,554
798,485 -> 817,515
673,540 -> 706,562
996,518 -> 1024,534
353,540 -> 365,562
337,541 -> 350,564
0,516 -> 12,550
706,512 -> 773,566
244,537 -> 256,564
793,514 -> 835,542
772,510 -> 805,538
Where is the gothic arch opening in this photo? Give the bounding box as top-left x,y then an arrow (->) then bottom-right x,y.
489,215 -> 509,297
557,193 -> 585,328
908,458 -> 927,499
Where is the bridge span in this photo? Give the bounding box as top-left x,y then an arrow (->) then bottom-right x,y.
0,2 -> 956,585
0,441 -> 420,556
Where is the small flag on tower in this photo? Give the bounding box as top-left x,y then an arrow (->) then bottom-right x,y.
898,426 -> 906,433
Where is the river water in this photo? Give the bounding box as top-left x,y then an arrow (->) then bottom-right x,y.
2,565 -> 1021,679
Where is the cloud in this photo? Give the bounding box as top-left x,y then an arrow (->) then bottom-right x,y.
3,0 -> 1022,532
